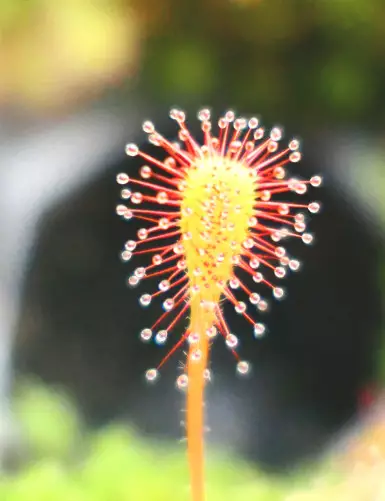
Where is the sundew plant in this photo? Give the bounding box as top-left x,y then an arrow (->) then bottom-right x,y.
116,108 -> 322,501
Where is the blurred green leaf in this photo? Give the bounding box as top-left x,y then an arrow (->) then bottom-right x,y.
4,380 -> 347,501
13,380 -> 82,460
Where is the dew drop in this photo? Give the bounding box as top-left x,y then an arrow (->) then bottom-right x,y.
166,156 -> 176,167
249,292 -> 260,305
128,276 -> 139,287
159,280 -> 170,291
302,233 -> 313,245
203,369 -> 211,381
116,204 -> 127,216
225,110 -> 235,122
117,173 -> 129,185
163,298 -> 174,311
249,257 -> 260,269
275,246 -> 286,258
254,323 -> 266,337
206,326 -> 217,338
295,183 -> 307,195
198,108 -> 211,121
158,217 -> 170,229
152,254 -> 163,265
234,118 -> 247,130
201,300 -> 216,311
193,267 -> 202,276
258,299 -> 268,312
288,178 -> 299,191
125,240 -> 136,251
140,294 -> 152,307
289,151 -> 301,163
226,334 -> 239,348
155,330 -> 168,344
177,259 -> 187,270
274,266 -> 286,278
182,206 -> 193,217
121,189 -> 132,200
229,141 -> 242,153
125,143 -> 139,156
248,117 -> 258,129
273,287 -> 285,299
156,191 -> 169,204
178,180 -> 187,192
140,328 -> 152,342
243,238 -> 254,249
149,133 -> 162,146
278,203 -> 289,215
178,129 -> 189,141
271,231 -> 282,242
142,121 -> 155,133
274,167 -> 286,179
140,166 -> 152,179
235,302 -> 246,314
294,222 -> 306,233
216,279 -> 225,289
190,349 -> 202,362
137,228 -> 148,240
289,259 -> 301,271
134,267 -> 146,278
270,127 -> 283,141
173,243 -> 184,255
308,202 -> 321,214
176,374 -> 189,390
131,192 -> 143,204
188,332 -> 200,344
201,123 -> 211,135
175,110 -> 186,123
230,278 -> 240,289
253,272 -> 263,283
236,360 -> 250,375
145,368 -> 158,382
120,250 -> 132,262
216,253 -> 225,263
310,175 -> 322,187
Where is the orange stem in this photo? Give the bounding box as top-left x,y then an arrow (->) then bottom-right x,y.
186,300 -> 210,501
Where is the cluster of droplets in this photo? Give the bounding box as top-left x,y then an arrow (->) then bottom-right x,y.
117,108 -> 322,386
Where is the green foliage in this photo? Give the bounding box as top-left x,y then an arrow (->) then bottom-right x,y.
0,381 -> 343,501
1,0 -> 383,125
138,0 -> 385,126
13,381 -> 82,460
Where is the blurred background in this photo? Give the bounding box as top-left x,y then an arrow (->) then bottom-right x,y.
0,0 -> 385,499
